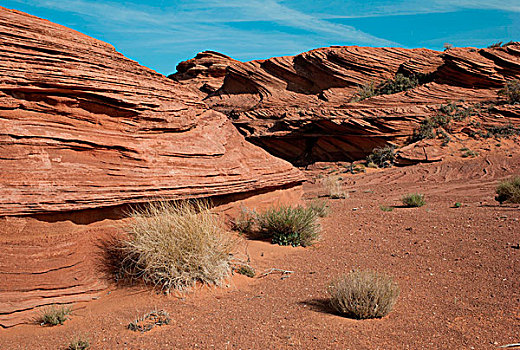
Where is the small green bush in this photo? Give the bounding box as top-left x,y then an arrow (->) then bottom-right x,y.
380,205 -> 394,212
38,305 -> 71,326
495,176 -> 520,204
453,202 -> 462,208
461,149 -> 478,158
499,79 -> 520,104
328,270 -> 399,319
366,146 -> 395,168
377,73 -> 419,95
257,205 -> 320,247
68,337 -> 90,350
401,193 -> 426,207
307,199 -> 330,218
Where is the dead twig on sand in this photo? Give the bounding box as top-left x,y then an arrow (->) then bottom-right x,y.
499,344 -> 520,348
258,268 -> 294,279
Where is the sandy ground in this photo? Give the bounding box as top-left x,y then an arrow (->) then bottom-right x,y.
1,150 -> 519,350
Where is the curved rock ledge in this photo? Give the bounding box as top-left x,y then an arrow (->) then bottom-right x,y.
0,7 -> 304,216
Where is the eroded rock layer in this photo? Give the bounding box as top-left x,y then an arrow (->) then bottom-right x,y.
0,7 -> 306,326
0,7 -> 303,216
173,46 -> 520,164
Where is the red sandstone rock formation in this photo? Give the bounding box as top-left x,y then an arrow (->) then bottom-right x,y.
173,46 -> 520,164
170,50 -> 239,95
0,7 -> 303,326
0,7 -> 303,216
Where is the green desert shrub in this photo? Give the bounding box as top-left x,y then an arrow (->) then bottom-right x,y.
485,124 -> 520,138
380,205 -> 394,212
38,305 -> 71,326
366,145 -> 395,168
495,176 -> 520,204
328,270 -> 399,319
461,149 -> 478,158
453,202 -> 463,208
120,200 -> 235,291
499,79 -> 520,104
307,199 -> 330,218
401,193 -> 426,207
257,205 -> 320,247
377,73 -> 419,95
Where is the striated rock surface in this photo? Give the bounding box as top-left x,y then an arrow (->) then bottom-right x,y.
174,45 -> 520,164
0,7 -> 304,326
0,7 -> 303,216
170,51 -> 239,95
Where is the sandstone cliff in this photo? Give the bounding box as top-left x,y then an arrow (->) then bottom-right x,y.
0,7 -> 304,327
0,8 -> 303,216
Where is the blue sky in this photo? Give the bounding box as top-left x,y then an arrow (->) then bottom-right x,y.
3,1 -> 519,75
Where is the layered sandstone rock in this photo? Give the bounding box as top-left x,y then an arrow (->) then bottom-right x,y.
173,45 -> 520,164
0,7 -> 303,216
0,7 -> 303,326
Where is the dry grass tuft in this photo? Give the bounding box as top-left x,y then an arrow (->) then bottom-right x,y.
231,207 -> 258,235
67,336 -> 90,350
307,199 -> 330,217
495,176 -> 520,204
328,270 -> 399,319
120,200 -> 235,292
322,175 -> 347,199
38,305 -> 71,326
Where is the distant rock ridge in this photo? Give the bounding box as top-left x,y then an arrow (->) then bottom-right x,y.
172,45 -> 520,164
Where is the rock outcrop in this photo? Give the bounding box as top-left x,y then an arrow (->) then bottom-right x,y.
0,7 -> 303,216
173,45 -> 520,164
0,7 -> 303,327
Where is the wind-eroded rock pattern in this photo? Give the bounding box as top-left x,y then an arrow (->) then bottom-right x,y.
173,46 -> 520,164
0,7 -> 305,326
0,7 -> 303,216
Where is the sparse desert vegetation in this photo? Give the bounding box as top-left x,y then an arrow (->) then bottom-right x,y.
235,265 -> 256,278
401,193 -> 426,207
38,305 -> 71,326
306,199 -> 330,217
257,205 -> 320,247
322,175 -> 347,199
366,145 -> 395,168
119,200 -> 235,291
328,270 -> 399,319
128,310 -> 171,332
495,176 -> 520,204
67,336 -> 90,350
499,79 -> 520,104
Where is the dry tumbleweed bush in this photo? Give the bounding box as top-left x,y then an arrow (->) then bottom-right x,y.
328,270 -> 399,319
120,200 -> 235,292
322,175 -> 347,199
